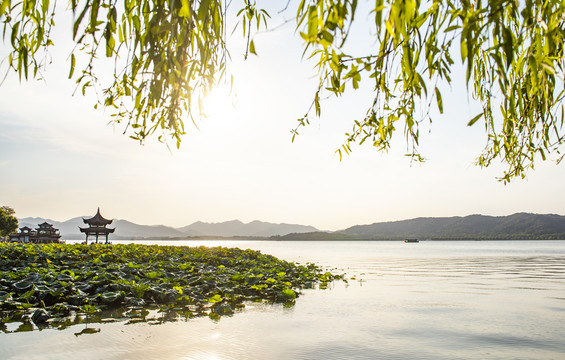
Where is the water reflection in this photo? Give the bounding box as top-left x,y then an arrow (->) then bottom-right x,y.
2,241 -> 565,360
0,298 -> 301,336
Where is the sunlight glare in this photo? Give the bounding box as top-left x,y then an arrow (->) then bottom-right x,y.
201,83 -> 238,120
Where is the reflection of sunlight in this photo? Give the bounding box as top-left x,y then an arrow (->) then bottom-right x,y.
182,353 -> 221,360
201,83 -> 237,119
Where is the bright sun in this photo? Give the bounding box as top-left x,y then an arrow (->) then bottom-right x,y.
200,82 -> 238,120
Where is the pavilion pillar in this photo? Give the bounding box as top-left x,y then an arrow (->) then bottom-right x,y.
79,209 -> 115,246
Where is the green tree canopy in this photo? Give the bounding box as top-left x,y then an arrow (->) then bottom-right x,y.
0,206 -> 18,238
1,0 -> 563,181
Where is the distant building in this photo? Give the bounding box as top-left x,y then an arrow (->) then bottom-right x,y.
9,222 -> 63,244
79,208 -> 115,244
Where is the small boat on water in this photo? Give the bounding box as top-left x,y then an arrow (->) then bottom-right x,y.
403,238 -> 419,243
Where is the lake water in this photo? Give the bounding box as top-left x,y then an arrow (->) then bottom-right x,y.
2,240 -> 565,359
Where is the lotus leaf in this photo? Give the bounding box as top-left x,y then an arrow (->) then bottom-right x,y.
81,305 -> 98,314
100,291 -> 125,305
68,294 -> 88,306
0,243 -> 338,332
12,278 -> 36,291
208,294 -> 223,303
51,303 -> 70,313
15,322 -> 34,332
56,274 -> 75,282
31,309 -> 50,324
74,327 -> 101,336
145,271 -> 162,279
281,288 -> 296,300
212,303 -> 233,316
125,297 -> 145,307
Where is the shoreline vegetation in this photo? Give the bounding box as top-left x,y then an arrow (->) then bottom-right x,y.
0,243 -> 340,333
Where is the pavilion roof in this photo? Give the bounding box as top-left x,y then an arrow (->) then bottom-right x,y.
83,208 -> 113,226
79,226 -> 115,234
37,222 -> 56,230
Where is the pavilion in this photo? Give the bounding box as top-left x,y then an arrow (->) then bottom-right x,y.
79,208 -> 115,244
9,222 -> 63,243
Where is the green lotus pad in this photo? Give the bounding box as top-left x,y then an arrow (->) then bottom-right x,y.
0,243 -> 339,326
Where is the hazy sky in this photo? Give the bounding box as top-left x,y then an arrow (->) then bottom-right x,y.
1,2 -> 564,231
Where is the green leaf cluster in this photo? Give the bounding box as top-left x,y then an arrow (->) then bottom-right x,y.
0,0 -> 266,148
294,0 -> 565,181
0,206 -> 18,238
2,1 -> 564,180
0,243 -> 338,331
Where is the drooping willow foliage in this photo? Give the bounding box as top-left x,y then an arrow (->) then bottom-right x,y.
0,0 -> 267,147
295,0 -> 565,182
1,0 -> 564,181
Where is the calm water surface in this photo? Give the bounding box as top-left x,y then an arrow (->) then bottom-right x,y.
2,240 -> 564,359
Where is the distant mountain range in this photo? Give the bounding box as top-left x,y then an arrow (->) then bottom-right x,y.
277,213 -> 565,240
16,217 -> 318,239
17,213 -> 565,241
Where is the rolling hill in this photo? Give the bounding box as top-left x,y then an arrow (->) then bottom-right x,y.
17,217 -> 318,239
17,213 -> 565,240
335,213 -> 565,240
